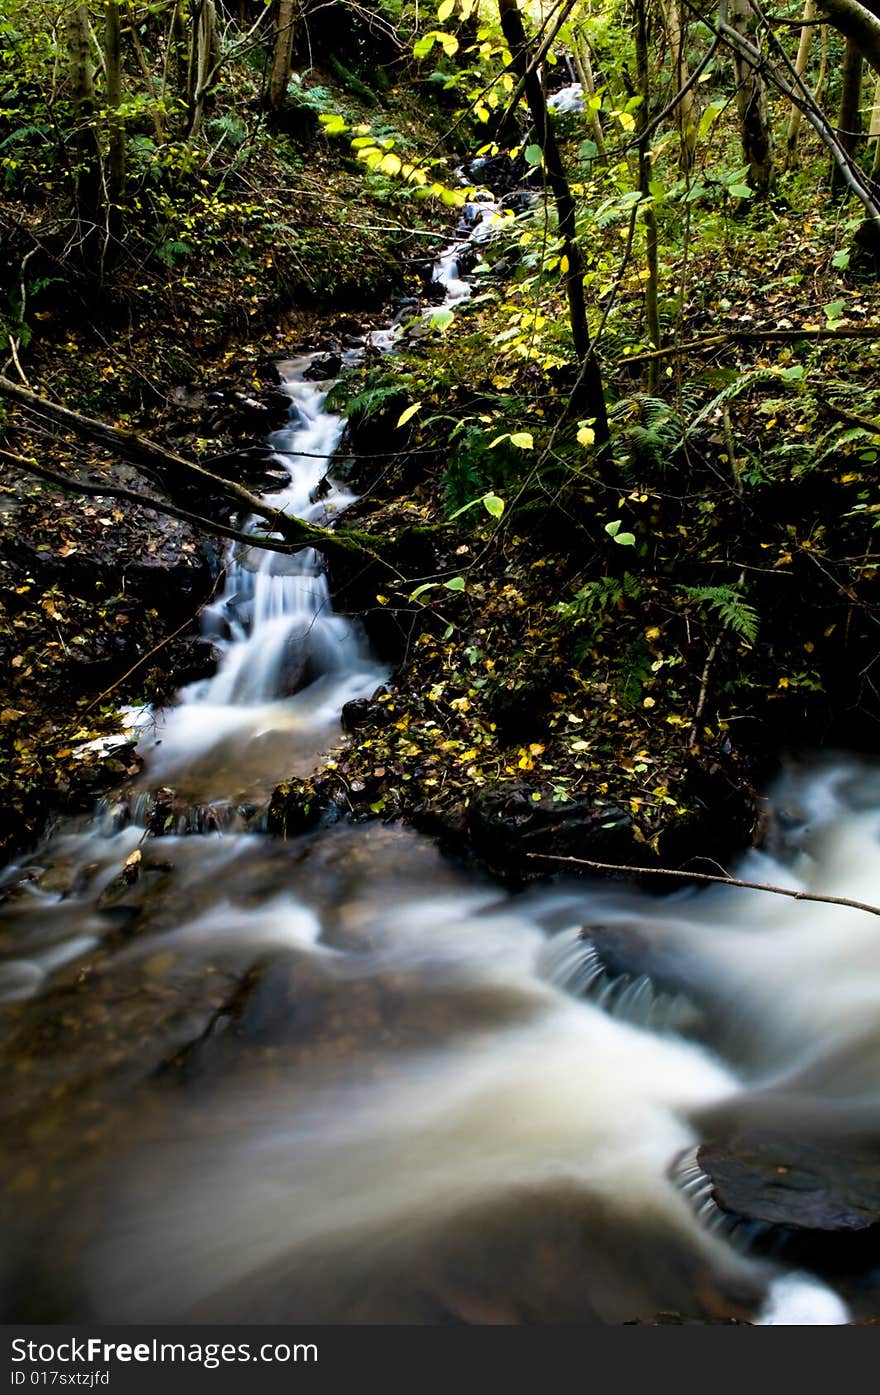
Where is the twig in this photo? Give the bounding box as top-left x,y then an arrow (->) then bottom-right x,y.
688,633 -> 722,748
526,853 -> 880,916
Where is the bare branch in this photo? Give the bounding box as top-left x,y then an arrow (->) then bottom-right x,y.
527,853 -> 880,916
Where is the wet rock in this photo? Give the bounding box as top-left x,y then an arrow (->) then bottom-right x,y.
303,353 -> 343,381
340,697 -> 389,733
266,777 -> 347,840
203,445 -> 290,493
454,783 -> 641,886
698,1132 -> 880,1269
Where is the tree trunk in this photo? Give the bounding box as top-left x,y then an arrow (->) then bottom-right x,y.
635,0 -> 661,384
871,72 -> 880,186
105,0 -> 126,218
816,0 -> 880,78
268,0 -> 297,112
730,0 -> 775,193
785,0 -> 817,170
831,37 -> 865,194
571,43 -> 608,158
187,0 -> 221,139
67,4 -> 96,133
660,0 -> 699,170
496,0 -> 609,446
66,4 -> 101,257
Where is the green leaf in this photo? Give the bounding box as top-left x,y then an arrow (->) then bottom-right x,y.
728,183 -> 753,199
482,493 -> 505,518
697,99 -> 725,139
831,249 -> 850,271
409,582 -> 437,601
437,0 -> 456,20
430,308 -> 455,331
823,299 -> 846,322
413,33 -> 436,57
778,365 -> 804,382
443,576 -> 466,592
396,401 -> 422,428
578,139 -> 598,161
487,432 -> 510,448
509,431 -> 534,449
524,144 -> 543,167
605,519 -> 622,537
612,531 -> 636,546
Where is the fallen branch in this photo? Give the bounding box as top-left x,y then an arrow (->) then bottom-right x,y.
622,324 -> 880,365
0,374 -> 391,565
527,852 -> 880,916
0,448 -> 321,559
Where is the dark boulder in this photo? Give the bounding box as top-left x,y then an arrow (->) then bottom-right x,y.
697,1132 -> 880,1271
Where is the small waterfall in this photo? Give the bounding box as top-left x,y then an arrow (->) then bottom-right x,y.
141,357 -> 388,798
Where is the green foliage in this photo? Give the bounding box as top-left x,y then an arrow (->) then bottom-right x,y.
681,585 -> 759,644
325,373 -> 403,422
614,639 -> 653,708
610,395 -> 685,478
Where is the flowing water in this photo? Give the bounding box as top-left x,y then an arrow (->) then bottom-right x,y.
1,206 -> 878,1325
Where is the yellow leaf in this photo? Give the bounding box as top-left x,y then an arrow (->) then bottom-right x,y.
617,111 -> 636,132
559,254 -> 569,275
576,426 -> 595,448
396,401 -> 422,428
509,431 -> 534,449
379,152 -> 402,176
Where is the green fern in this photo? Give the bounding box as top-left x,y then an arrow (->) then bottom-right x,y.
324,376 -> 401,421
679,368 -> 781,446
681,584 -> 759,643
609,394 -> 686,477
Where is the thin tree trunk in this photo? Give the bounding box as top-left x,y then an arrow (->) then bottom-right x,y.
66,3 -> 100,258
187,0 -> 221,139
268,0 -> 297,112
67,5 -> 96,152
871,72 -> 880,185
815,23 -> 829,103
832,37 -> 865,193
730,0 -> 775,192
661,0 -> 699,169
571,42 -> 607,158
635,0 -> 661,383
496,0 -> 609,446
105,0 -> 126,213
785,0 -> 817,169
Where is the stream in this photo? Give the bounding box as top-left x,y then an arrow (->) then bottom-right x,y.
1,194 -> 879,1325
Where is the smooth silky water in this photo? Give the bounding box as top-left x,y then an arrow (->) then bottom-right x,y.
0,203 -> 875,1324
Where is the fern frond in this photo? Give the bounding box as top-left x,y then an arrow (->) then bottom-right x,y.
681,584 -> 759,643
679,368 -> 780,446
